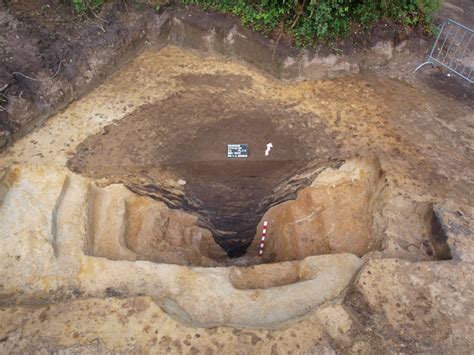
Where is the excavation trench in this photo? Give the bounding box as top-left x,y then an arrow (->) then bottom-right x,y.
2,46 -> 454,269
0,6 -> 469,344
68,83 -> 343,259
128,158 -> 343,257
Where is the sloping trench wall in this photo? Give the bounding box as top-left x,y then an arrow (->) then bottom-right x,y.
0,163 -> 364,328
0,3 -> 409,151
0,159 -> 452,327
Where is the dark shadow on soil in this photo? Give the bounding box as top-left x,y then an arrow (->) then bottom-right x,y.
421,70 -> 474,109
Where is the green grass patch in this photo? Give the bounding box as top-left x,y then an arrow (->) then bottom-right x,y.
72,0 -> 106,13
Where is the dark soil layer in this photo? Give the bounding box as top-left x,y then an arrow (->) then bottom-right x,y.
0,0 -> 165,148
68,73 -> 342,255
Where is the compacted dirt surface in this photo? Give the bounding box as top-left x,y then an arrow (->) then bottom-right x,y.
0,1 -> 473,354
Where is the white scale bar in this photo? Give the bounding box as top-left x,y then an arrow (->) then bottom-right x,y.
258,221 -> 269,256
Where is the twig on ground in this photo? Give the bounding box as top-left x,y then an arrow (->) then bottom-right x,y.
51,60 -> 63,79
37,18 -> 72,22
0,92 -> 7,111
92,11 -> 107,24
122,0 -> 129,13
12,72 -> 43,82
37,16 -> 81,27
0,83 -> 9,92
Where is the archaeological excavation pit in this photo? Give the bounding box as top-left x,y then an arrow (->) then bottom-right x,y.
23,46 -> 441,268
1,4 -> 473,352
1,45 -> 453,270
66,79 -> 347,262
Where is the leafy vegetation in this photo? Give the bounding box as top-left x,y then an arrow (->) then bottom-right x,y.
70,0 -> 441,46
181,0 -> 442,46
72,0 -> 106,13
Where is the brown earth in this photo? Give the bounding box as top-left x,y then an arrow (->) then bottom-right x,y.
67,74 -> 342,255
0,1 -> 473,354
3,42 -> 472,261
0,0 -> 165,148
2,0 -> 471,152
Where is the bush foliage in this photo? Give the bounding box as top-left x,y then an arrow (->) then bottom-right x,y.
71,0 -> 441,46
72,0 -> 106,13
181,0 -> 441,46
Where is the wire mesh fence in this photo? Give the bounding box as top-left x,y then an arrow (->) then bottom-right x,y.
415,19 -> 473,84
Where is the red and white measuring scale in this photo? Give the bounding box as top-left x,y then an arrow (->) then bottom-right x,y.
258,221 -> 268,256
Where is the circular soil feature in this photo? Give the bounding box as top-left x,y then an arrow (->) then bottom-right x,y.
68,79 -> 341,256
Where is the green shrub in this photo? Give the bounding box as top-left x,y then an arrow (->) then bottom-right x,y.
181,0 -> 442,46
355,0 -> 441,27
72,0 -> 106,13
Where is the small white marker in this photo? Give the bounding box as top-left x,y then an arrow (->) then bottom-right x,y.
265,143 -> 273,156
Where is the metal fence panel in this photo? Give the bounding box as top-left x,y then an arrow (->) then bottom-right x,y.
415,19 -> 473,84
